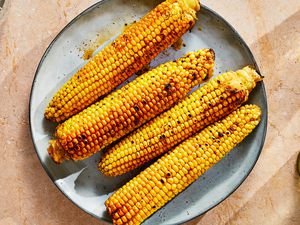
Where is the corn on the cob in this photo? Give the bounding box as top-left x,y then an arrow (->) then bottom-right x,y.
99,66 -> 262,176
48,49 -> 215,163
105,104 -> 262,225
44,0 -> 201,122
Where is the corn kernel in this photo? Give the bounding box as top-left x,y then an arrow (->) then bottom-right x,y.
105,105 -> 261,225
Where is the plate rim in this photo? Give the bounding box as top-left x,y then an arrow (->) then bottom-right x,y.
29,1 -> 268,224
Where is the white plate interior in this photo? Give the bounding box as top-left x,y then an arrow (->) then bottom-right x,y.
30,0 -> 267,224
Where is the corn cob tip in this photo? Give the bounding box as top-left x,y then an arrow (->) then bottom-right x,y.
44,107 -> 52,120
180,48 -> 215,85
44,107 -> 58,122
47,140 -> 69,164
245,104 -> 262,120
208,48 -> 215,60
181,0 -> 200,11
242,66 -> 263,83
227,66 -> 262,93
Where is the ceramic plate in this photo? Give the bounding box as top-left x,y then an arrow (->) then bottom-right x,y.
29,0 -> 267,224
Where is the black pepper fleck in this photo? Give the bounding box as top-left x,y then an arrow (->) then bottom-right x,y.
159,134 -> 166,139
165,83 -> 171,91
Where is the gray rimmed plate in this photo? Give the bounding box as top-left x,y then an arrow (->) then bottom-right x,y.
29,0 -> 267,224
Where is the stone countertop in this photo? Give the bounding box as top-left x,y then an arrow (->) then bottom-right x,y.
0,0 -> 299,224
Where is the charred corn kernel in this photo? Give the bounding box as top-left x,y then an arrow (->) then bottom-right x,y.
48,49 -> 215,163
44,0 -> 200,122
99,66 -> 262,176
106,105 -> 262,225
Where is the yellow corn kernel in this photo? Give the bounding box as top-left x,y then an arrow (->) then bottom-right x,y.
105,104 -> 262,225
44,0 -> 200,122
99,66 -> 262,176
48,49 -> 215,163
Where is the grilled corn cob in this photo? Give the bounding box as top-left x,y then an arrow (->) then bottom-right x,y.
44,0 -> 201,122
99,66 -> 262,176
105,104 -> 262,225
48,49 -> 215,163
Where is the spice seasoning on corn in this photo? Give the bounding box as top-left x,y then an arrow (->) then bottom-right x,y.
48,49 -> 215,163
45,0 -> 201,122
105,104 -> 262,225
99,66 -> 262,176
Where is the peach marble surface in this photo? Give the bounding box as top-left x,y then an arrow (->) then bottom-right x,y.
0,0 -> 299,224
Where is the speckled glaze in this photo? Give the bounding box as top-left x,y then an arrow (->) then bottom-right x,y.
29,0 -> 267,224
